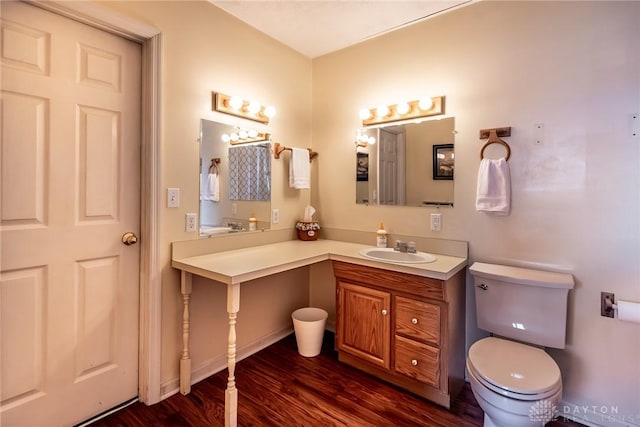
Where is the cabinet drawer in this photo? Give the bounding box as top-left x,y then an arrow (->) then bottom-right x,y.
395,296 -> 441,345
394,335 -> 440,388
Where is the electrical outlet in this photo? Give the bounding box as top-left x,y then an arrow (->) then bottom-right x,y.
272,209 -> 280,224
430,213 -> 442,232
231,203 -> 237,215
185,213 -> 197,232
167,188 -> 180,208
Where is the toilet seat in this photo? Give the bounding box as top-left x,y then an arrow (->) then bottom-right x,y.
467,337 -> 562,401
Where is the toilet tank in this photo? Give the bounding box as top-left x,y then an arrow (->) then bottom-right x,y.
469,262 -> 574,349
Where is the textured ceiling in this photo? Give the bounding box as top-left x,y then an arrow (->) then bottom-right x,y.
209,1 -> 472,58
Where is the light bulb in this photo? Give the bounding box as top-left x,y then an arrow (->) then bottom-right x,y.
228,96 -> 243,110
221,133 -> 231,143
239,129 -> 248,139
248,129 -> 258,138
230,133 -> 239,141
418,97 -> 433,110
368,136 -> 376,145
358,133 -> 369,143
396,102 -> 410,115
263,106 -> 276,118
247,101 -> 261,114
359,108 -> 372,120
376,105 -> 389,118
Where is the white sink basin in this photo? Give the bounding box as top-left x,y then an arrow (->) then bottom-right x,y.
359,247 -> 437,264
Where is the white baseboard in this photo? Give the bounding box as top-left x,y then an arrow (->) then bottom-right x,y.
160,327 -> 294,400
558,400 -> 640,427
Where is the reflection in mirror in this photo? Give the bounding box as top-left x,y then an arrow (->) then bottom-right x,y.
200,119 -> 271,236
356,117 -> 454,207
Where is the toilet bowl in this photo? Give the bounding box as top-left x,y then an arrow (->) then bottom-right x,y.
467,337 -> 562,427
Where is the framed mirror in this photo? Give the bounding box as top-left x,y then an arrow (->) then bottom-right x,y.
199,118 -> 271,236
355,117 -> 455,206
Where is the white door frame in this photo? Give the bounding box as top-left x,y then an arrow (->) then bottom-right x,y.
25,0 -> 163,405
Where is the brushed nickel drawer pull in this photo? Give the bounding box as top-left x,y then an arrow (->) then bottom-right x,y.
411,359 -> 418,366
411,318 -> 418,324
381,309 -> 388,316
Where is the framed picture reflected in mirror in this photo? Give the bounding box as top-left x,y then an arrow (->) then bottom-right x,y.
357,152 -> 369,181
433,144 -> 454,180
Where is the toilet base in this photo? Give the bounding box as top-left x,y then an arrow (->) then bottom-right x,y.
468,359 -> 562,427
483,413 -> 498,427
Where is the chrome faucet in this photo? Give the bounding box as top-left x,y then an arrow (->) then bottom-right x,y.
395,240 -> 417,253
394,240 -> 407,252
227,222 -> 244,231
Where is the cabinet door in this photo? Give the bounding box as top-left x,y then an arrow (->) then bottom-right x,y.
337,282 -> 391,369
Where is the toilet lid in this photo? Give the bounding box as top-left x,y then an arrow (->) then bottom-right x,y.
468,337 -> 561,398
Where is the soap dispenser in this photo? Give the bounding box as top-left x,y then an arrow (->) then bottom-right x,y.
249,213 -> 257,231
376,222 -> 388,248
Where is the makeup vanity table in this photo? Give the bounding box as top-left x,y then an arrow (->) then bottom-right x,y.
171,238 -> 466,427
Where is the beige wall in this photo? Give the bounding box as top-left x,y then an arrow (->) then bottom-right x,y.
99,0 -> 313,391
102,0 -> 639,421
312,0 -> 639,422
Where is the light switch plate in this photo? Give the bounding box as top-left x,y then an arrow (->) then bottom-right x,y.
167,188 -> 180,208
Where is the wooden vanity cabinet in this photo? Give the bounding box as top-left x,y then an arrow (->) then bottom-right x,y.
333,261 -> 466,409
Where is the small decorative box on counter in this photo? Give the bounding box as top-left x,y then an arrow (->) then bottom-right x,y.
295,221 -> 320,241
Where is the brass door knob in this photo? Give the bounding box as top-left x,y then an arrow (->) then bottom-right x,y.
122,232 -> 138,246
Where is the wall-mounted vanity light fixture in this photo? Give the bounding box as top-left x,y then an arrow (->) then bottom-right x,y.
359,96 -> 445,126
221,128 -> 270,145
213,92 -> 276,124
356,129 -> 376,147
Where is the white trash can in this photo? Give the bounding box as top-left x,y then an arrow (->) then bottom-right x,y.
291,307 -> 328,357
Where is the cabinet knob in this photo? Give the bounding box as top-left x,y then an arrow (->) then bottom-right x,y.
381,309 -> 388,316
411,359 -> 418,366
411,318 -> 418,324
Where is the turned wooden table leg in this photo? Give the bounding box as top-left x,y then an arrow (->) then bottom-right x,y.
225,282 -> 240,427
179,271 -> 192,395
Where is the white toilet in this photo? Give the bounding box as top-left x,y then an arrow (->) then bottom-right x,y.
467,262 -> 574,427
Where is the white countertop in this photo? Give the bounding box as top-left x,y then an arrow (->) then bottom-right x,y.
171,239 -> 467,284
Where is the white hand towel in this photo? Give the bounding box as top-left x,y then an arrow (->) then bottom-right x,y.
289,148 -> 310,189
202,172 -> 220,202
476,158 -> 511,215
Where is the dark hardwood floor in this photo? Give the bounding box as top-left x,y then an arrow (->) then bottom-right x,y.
91,333 -> 584,426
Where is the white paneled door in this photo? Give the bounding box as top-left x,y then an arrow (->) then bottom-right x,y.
378,129 -> 399,205
1,2 -> 141,425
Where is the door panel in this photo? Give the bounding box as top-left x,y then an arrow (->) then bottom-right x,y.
1,2 -> 141,425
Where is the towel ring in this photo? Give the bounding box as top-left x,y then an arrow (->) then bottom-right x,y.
480,130 -> 511,161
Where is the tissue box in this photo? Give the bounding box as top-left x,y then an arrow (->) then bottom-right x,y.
295,221 -> 320,241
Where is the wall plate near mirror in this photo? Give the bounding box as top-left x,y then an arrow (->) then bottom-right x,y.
200,118 -> 271,236
355,117 -> 454,207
